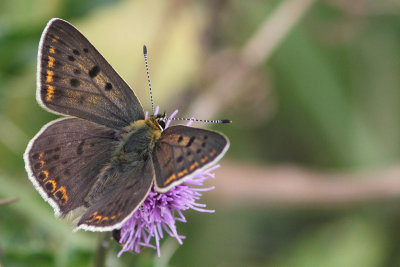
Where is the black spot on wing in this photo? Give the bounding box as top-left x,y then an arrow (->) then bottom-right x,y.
55,191 -> 63,199
45,182 -> 54,191
177,156 -> 183,163
105,82 -> 112,91
70,78 -> 80,87
89,66 -> 100,78
186,136 -> 195,147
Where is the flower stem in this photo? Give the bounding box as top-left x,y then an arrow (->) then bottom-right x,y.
0,196 -> 18,206
94,232 -> 111,267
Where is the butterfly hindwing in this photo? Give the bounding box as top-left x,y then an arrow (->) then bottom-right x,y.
76,155 -> 154,231
153,125 -> 229,192
24,117 -> 118,216
38,18 -> 144,129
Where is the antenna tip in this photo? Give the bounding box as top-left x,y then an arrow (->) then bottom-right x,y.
221,120 -> 232,123
143,45 -> 147,55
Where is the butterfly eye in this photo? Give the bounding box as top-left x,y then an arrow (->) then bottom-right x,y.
158,119 -> 165,130
154,113 -> 166,130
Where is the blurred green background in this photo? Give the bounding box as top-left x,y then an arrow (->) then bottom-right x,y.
2,0 -> 400,266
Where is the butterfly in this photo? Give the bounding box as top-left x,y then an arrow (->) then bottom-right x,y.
23,18 -> 230,231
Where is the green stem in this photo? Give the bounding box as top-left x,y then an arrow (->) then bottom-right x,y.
94,232 -> 111,267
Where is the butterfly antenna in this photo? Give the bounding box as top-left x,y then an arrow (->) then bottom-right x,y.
167,117 -> 232,124
143,45 -> 155,114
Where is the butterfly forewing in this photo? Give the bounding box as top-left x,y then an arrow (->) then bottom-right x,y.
152,125 -> 229,192
38,18 -> 144,129
24,118 -> 118,215
76,156 -> 154,231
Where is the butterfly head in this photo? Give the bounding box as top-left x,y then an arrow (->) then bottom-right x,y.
144,112 -> 166,132
154,112 -> 166,130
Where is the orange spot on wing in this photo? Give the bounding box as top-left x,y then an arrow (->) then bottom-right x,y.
94,215 -> 102,223
46,85 -> 55,101
49,46 -> 55,54
209,150 -> 216,157
101,216 -> 109,222
53,186 -> 69,205
41,170 -> 49,181
45,179 -> 56,192
190,161 -> 199,171
47,56 -> 55,68
164,174 -> 177,185
52,36 -> 59,43
177,169 -> 188,178
200,156 -> 209,164
46,70 -> 54,83
40,160 -> 45,168
111,215 -> 116,220
39,152 -> 44,158
87,211 -> 98,223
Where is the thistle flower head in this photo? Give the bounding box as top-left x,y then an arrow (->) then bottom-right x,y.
117,109 -> 220,257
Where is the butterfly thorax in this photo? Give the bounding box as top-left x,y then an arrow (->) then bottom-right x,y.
112,116 -> 162,166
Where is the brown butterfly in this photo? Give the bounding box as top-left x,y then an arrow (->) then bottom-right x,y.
24,18 -> 230,231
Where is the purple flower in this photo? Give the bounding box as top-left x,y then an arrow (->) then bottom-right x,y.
116,109 -> 220,257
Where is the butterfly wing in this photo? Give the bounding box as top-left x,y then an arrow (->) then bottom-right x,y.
76,155 -> 154,231
24,117 -> 118,216
152,125 -> 229,192
38,18 -> 144,129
